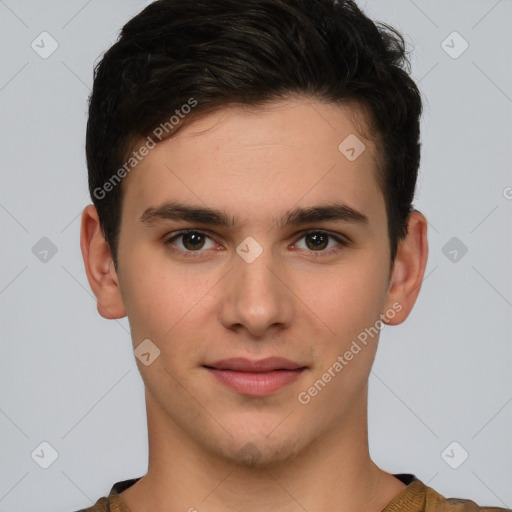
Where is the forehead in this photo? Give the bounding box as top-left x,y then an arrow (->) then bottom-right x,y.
120,97 -> 384,228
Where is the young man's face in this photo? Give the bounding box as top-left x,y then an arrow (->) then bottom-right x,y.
83,96 -> 426,467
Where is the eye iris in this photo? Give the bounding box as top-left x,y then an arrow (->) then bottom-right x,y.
183,232 -> 205,250
306,232 -> 328,250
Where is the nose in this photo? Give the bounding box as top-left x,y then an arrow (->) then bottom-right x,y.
217,244 -> 294,338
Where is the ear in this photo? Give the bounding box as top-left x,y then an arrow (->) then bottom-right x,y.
382,210 -> 428,325
80,204 -> 127,319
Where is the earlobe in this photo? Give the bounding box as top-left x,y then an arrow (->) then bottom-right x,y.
382,210 -> 428,326
80,204 -> 127,320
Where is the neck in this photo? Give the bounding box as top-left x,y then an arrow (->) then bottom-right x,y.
120,386 -> 406,512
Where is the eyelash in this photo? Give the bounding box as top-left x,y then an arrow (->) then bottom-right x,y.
163,229 -> 351,258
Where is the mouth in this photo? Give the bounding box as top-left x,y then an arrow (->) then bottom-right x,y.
203,357 -> 307,397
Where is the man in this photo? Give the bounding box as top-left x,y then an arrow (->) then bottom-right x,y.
77,0 -> 509,510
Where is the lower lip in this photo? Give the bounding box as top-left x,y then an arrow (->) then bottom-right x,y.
205,368 -> 305,397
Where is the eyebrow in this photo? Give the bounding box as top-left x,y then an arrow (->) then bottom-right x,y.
139,201 -> 369,229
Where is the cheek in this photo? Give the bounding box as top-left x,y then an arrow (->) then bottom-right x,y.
118,249 -> 173,340
119,249 -> 219,354
293,260 -> 388,409
295,255 -> 388,341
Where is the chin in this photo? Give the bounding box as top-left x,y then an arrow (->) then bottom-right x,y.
211,430 -> 307,469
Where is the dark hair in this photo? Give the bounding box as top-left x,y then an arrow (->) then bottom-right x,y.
86,0 -> 422,270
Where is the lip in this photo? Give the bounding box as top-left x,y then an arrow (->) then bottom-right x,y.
203,357 -> 307,397
206,357 -> 305,372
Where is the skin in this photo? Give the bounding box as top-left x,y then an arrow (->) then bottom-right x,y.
81,96 -> 428,512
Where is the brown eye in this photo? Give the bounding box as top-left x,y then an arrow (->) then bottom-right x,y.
181,232 -> 206,250
294,230 -> 349,254
304,232 -> 329,251
165,230 -> 216,255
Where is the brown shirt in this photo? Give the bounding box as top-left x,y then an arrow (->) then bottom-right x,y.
75,473 -> 510,512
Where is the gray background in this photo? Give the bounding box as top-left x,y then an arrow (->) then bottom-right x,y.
0,1 -> 511,511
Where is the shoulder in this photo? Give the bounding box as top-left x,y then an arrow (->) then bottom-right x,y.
384,477 -> 510,512
70,496 -> 109,512
422,481 -> 510,512
69,477 -> 141,512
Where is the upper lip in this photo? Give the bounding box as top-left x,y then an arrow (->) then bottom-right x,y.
204,357 -> 306,372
